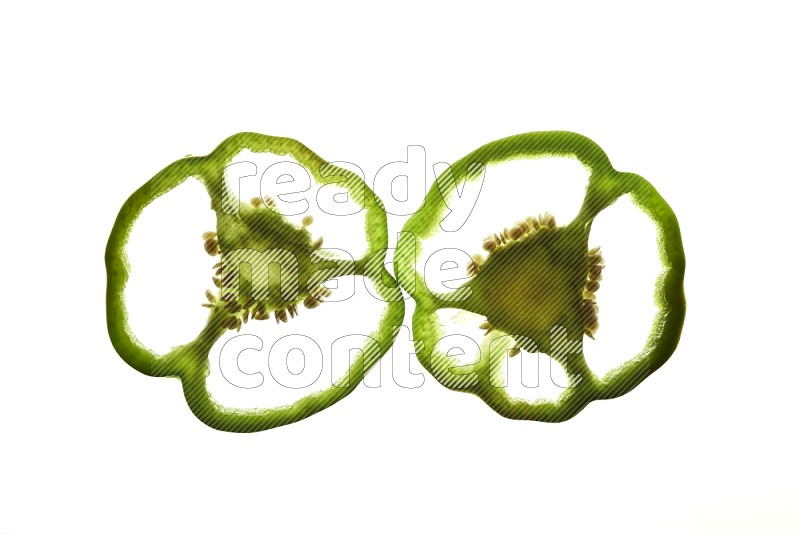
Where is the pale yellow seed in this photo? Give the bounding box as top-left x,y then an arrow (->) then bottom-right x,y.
276,309 -> 288,323
581,300 -> 598,320
204,239 -> 219,256
302,215 -> 314,226
202,231 -> 217,240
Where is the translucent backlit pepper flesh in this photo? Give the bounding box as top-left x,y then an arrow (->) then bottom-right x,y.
106,133 -> 404,432
107,131 -> 684,431
395,131 -> 685,422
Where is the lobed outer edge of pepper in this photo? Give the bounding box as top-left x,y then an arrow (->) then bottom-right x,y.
105,133 -> 405,432
106,131 -> 685,431
394,131 -> 686,423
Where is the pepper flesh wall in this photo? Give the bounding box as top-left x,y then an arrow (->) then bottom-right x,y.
107,131 -> 685,431
395,131 -> 685,422
106,133 -> 404,432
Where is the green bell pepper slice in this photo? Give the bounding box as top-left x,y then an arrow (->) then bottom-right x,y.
106,133 -> 404,432
395,131 -> 685,422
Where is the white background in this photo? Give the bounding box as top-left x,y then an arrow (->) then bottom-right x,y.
1,1 -> 798,532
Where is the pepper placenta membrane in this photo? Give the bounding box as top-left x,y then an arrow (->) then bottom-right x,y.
395,131 -> 685,422
106,133 -> 404,432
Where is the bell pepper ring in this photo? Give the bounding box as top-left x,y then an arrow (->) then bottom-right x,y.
394,131 -> 685,422
106,133 -> 405,432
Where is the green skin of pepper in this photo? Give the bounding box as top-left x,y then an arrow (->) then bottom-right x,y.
395,131 -> 686,422
106,133 -> 405,432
